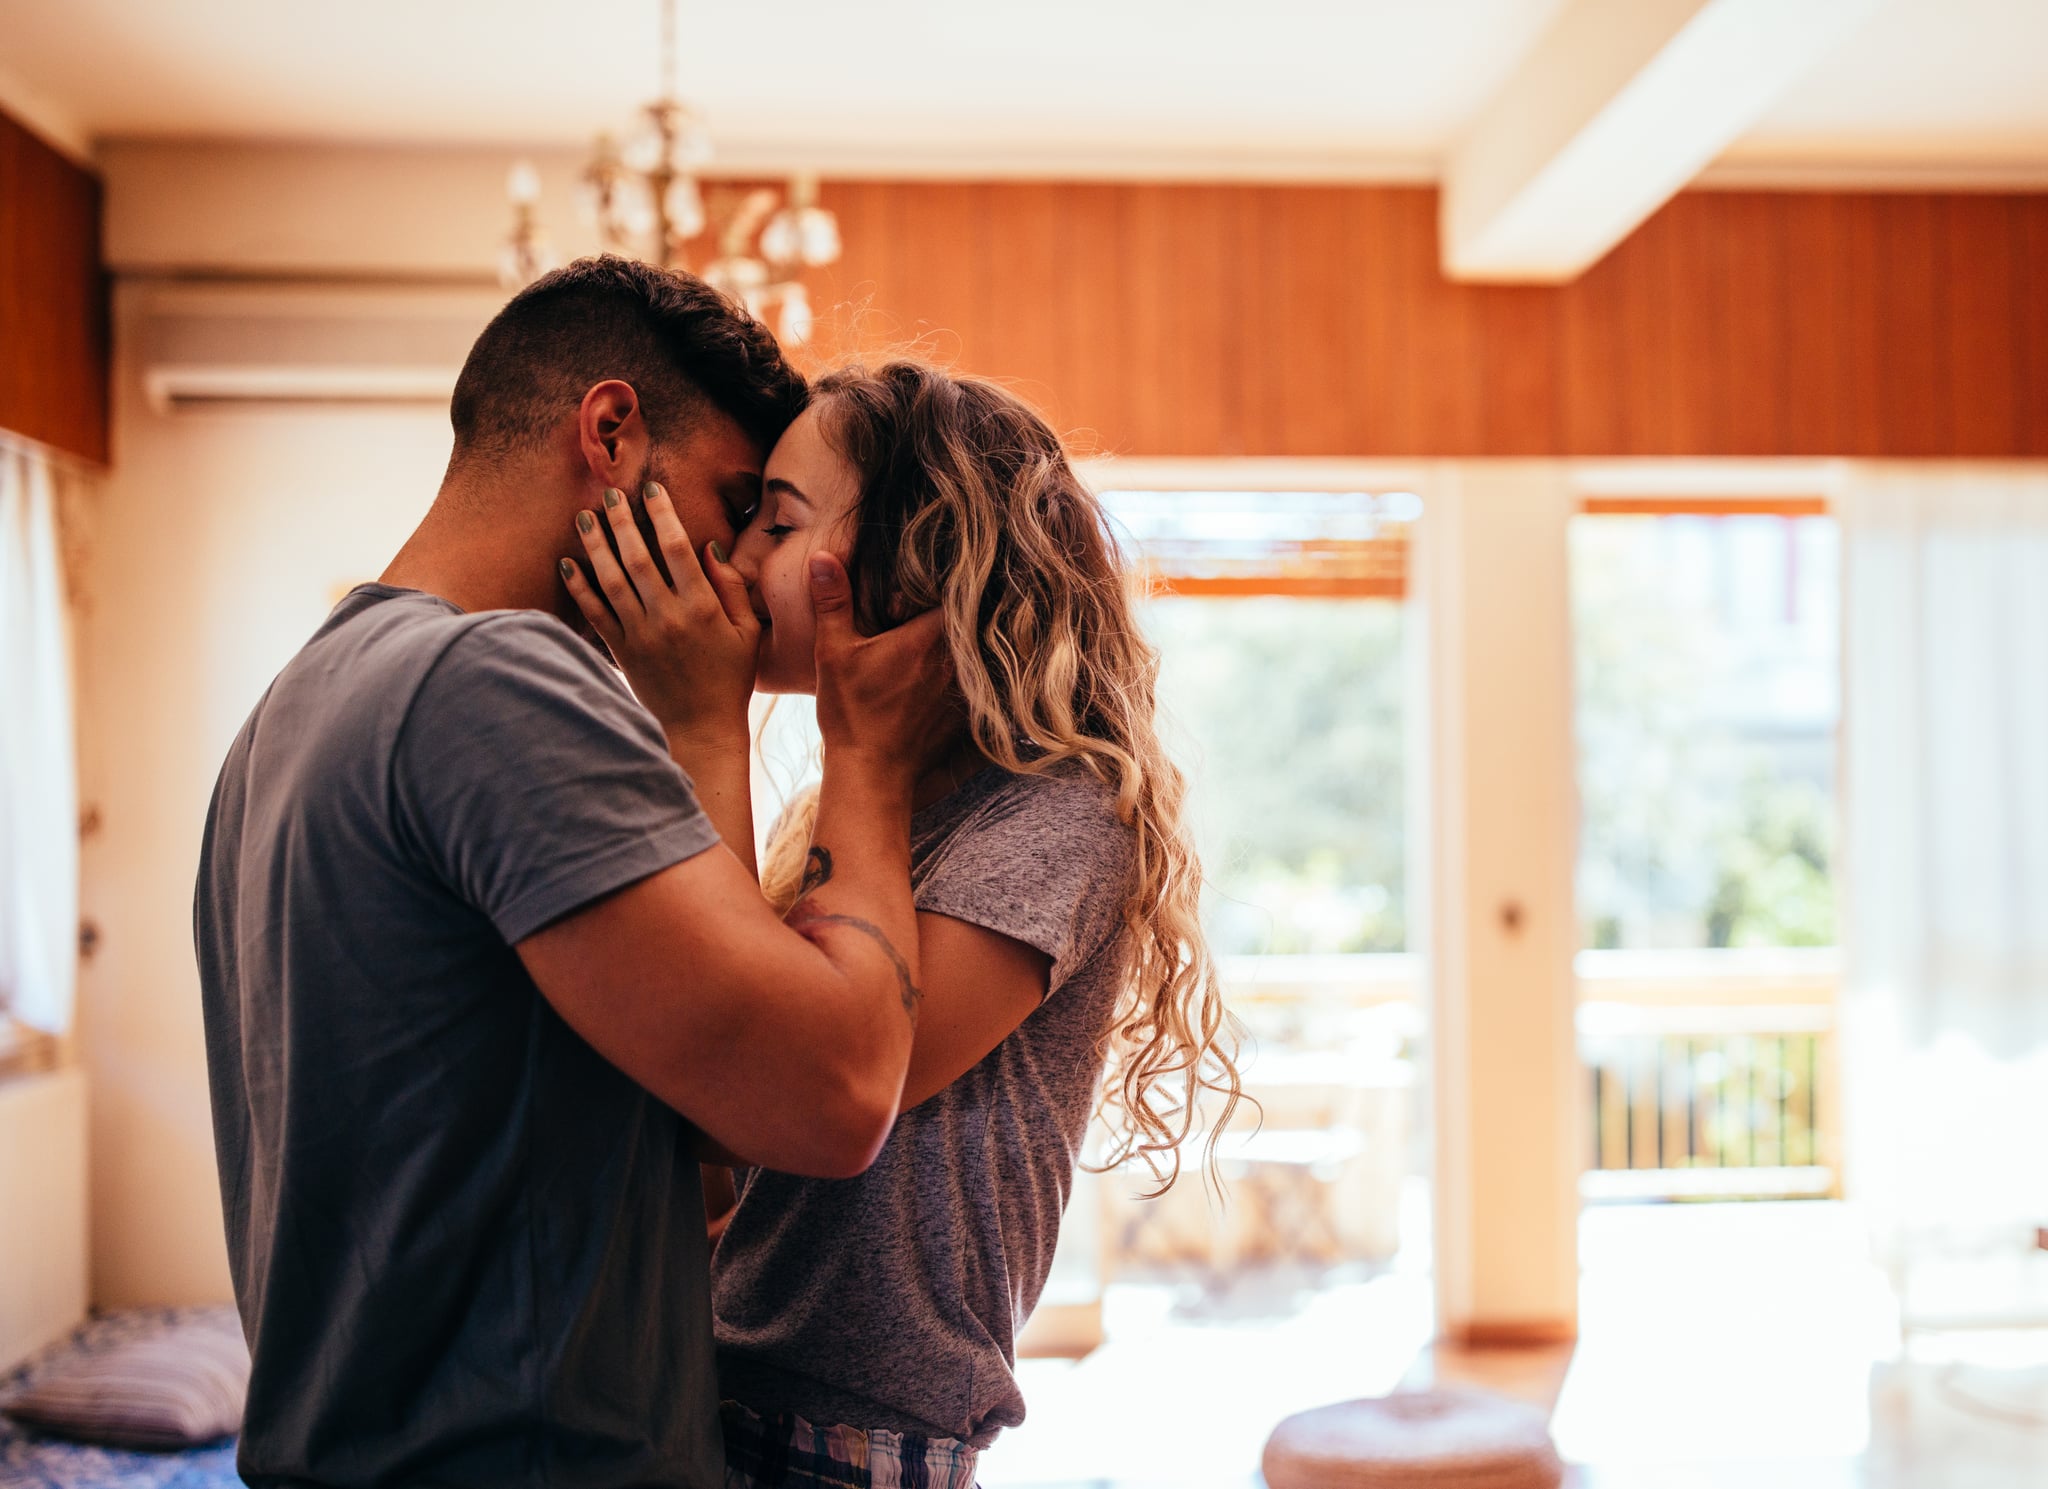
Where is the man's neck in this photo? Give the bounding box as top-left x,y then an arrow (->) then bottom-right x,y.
380,466 -> 580,627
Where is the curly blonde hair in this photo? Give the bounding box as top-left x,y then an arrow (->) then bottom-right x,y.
759,361 -> 1244,1192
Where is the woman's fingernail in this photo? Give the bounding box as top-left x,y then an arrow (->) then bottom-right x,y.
643,481 -> 666,502
602,487 -> 623,509
709,541 -> 727,565
576,510 -> 596,534
559,558 -> 577,582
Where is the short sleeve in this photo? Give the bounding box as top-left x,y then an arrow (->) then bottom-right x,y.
393,614 -> 722,944
914,769 -> 1136,995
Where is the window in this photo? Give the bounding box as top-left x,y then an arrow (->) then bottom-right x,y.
1571,500 -> 1842,1199
1103,489 -> 1426,1284
1146,597 -> 1406,955
1573,506 -> 1840,952
0,439 -> 81,1048
1106,489 -> 1416,959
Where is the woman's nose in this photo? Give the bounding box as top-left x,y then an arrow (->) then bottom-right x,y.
726,527 -> 764,586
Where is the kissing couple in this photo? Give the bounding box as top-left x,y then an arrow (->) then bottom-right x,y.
196,256 -> 1241,1489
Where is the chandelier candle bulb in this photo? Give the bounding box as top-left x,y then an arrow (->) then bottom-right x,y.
664,178 -> 706,240
506,161 -> 541,206
797,206 -> 841,267
499,159 -> 556,288
622,131 -> 662,177
623,190 -> 658,240
759,211 -> 801,269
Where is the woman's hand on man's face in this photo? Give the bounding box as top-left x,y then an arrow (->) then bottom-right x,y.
561,481 -> 760,744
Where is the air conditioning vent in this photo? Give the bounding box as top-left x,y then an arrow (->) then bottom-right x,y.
132,283 -> 503,413
143,364 -> 463,410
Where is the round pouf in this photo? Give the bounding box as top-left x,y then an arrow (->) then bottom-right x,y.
1261,1387 -> 1564,1489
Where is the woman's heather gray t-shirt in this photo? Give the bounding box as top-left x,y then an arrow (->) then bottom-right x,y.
712,764 -> 1135,1449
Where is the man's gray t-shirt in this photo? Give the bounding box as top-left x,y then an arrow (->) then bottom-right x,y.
712,764 -> 1135,1450
194,584 -> 725,1489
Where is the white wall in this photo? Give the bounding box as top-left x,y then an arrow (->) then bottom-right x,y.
101,140 -> 605,279
75,280 -> 463,1306
0,1068 -> 89,1367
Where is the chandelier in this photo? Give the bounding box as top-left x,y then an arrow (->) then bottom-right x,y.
500,0 -> 842,345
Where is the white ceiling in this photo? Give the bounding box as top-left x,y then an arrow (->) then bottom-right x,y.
1,0 -> 2044,181
1721,0 -> 2048,175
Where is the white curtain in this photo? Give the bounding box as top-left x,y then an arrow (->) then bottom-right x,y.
1841,466 -> 2048,1324
0,438 -> 80,1036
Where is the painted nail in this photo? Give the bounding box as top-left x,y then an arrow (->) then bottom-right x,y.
602,487 -> 623,509
576,510 -> 596,534
708,541 -> 727,564
559,558 -> 577,582
643,481 -> 666,502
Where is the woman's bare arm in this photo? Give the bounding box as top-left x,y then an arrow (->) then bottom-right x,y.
896,910 -> 1049,1109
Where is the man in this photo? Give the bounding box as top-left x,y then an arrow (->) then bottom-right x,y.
194,258 -> 946,1489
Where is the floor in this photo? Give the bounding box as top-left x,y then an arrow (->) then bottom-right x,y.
974,1202 -> 2048,1488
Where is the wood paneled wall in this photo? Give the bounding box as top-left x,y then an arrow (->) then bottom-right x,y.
0,109 -> 107,464
805,183 -> 2048,459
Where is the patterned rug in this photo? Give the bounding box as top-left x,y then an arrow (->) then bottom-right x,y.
0,1311 -> 241,1489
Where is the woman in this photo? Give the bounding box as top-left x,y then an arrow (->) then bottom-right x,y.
569,361 -> 1241,1489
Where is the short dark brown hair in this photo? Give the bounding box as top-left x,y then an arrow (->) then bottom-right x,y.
449,256 -> 807,462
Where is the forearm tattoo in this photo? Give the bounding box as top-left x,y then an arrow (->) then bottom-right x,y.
786,842 -> 922,1023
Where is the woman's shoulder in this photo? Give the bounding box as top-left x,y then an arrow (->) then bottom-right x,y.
917,758 -> 1138,991
973,757 -> 1131,844
917,756 -> 1135,875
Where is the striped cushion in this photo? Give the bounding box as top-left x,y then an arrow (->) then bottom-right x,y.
1,1308 -> 248,1451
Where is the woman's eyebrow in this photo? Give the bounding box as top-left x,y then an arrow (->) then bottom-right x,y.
764,477 -> 811,508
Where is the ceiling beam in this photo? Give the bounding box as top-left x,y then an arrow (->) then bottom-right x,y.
1441,0 -> 1881,283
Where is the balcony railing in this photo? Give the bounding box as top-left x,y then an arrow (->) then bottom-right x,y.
1222,948 -> 1842,1203
1092,949 -> 1837,1285
1577,948 -> 1839,1201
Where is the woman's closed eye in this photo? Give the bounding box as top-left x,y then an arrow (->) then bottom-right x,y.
763,523 -> 796,539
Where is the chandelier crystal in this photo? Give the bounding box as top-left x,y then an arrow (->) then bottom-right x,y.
501,0 -> 841,346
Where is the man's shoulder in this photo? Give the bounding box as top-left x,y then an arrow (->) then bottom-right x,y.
321,586 -> 579,670
381,599 -> 679,801
299,585 -> 486,690
232,590 -> 626,799
314,588 -> 624,720
404,607 -> 636,729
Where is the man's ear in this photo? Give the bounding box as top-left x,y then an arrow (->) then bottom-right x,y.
576,380 -> 648,487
